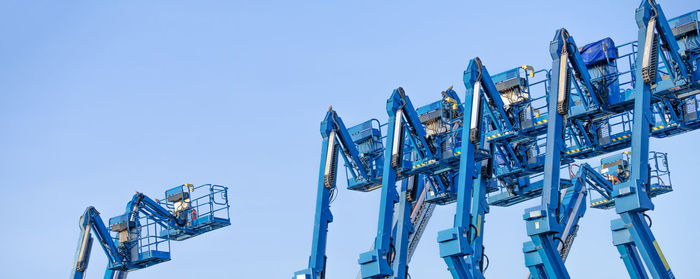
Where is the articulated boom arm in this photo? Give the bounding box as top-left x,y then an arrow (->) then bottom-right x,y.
465,57 -> 514,143
72,184 -> 230,279
126,192 -> 185,229
295,109 -> 374,279
551,28 -> 602,113
71,207 -> 125,279
359,87 -> 449,279
437,57 -> 505,279
322,109 -> 372,183
71,192 -> 186,279
521,29 -> 581,279
575,164 -> 614,200
638,0 -> 691,82
391,87 -> 439,160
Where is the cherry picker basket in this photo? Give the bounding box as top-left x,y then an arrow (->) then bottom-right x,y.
159,184 -> 231,241
107,212 -> 172,271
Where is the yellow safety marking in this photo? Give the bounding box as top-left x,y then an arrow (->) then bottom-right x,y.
590,199 -> 610,206
653,240 -> 671,271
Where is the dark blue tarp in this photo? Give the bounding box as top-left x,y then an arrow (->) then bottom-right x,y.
580,37 -> 617,66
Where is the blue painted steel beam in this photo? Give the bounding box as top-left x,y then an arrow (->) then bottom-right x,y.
323,110 -> 373,181
609,2 -> 677,278
439,57 -> 507,279
361,87 -> 454,278
639,0 -> 690,80
296,109 -> 379,279
522,29 -> 572,279
466,168 -> 490,279
390,176 -> 416,279
554,28 -> 602,109
612,218 -> 649,279
71,207 -> 125,279
358,88 -> 407,279
294,133 -> 335,279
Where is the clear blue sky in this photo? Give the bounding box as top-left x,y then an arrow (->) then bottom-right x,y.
1,1 -> 698,278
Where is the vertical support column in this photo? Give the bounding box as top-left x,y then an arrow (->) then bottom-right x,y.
391,176 -> 417,279
610,3 -> 674,279
612,219 -> 649,279
294,118 -> 337,279
436,60 -> 485,279
522,28 -> 570,279
359,89 -> 405,279
72,218 -> 94,279
467,172 -> 490,279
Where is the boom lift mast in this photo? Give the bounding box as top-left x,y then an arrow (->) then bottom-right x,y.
438,57 -> 504,279
521,27 -> 578,279
359,87 -> 451,279
607,1 -> 685,278
294,109 -> 382,279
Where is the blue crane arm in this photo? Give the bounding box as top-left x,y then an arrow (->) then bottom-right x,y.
322,109 -> 371,180
521,29 -> 579,279
550,28 -> 602,110
389,88 -> 438,160
576,163 -> 614,200
437,57 -> 507,279
464,57 -> 514,138
296,109 -> 370,279
125,193 -> 186,229
638,0 -> 690,81
360,87 -> 450,279
557,164 -> 604,254
71,207 -> 125,279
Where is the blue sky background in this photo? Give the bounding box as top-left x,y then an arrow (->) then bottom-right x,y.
1,1 -> 698,278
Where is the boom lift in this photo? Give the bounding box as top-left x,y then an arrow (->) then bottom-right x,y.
70,184 -> 230,279
520,27 -> 580,279
606,2 -> 686,278
438,57 -> 505,279
359,87 -> 454,279
294,109 -> 384,279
